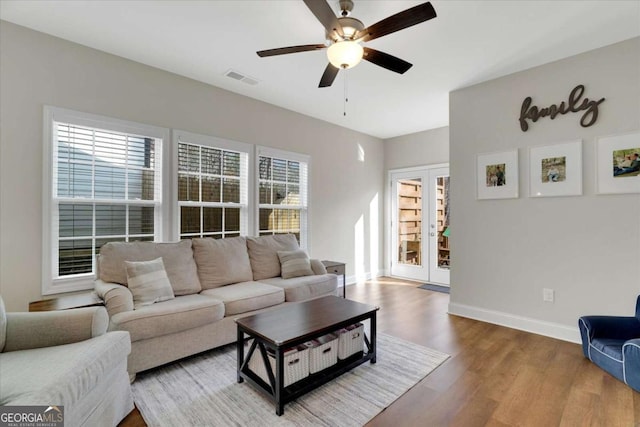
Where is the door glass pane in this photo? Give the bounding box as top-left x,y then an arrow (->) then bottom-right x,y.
436,176 -> 450,269
397,178 -> 422,266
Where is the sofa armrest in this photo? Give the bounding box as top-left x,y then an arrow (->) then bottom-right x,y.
95,280 -> 134,317
3,306 -> 108,352
310,259 -> 327,275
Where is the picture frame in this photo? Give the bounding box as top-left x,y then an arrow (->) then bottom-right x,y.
477,149 -> 518,199
596,131 -> 640,194
529,140 -> 582,197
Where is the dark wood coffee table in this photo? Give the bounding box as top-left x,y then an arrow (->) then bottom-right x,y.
235,295 -> 379,415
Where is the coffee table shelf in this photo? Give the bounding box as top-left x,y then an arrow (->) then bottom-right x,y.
235,296 -> 378,415
243,350 -> 368,405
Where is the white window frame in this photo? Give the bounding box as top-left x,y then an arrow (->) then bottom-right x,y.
256,146 -> 310,250
172,130 -> 253,241
42,106 -> 170,295
42,109 -> 312,295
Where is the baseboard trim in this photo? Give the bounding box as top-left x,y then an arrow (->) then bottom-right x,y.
448,302 -> 581,344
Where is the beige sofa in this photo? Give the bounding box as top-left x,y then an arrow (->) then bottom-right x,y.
94,234 -> 337,378
0,297 -> 133,427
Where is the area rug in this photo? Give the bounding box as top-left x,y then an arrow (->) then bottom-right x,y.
418,283 -> 450,294
132,333 -> 449,426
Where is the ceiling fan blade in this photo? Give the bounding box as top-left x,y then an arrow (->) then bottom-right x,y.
363,47 -> 412,74
319,63 -> 339,88
257,44 -> 327,57
356,2 -> 436,43
303,0 -> 344,40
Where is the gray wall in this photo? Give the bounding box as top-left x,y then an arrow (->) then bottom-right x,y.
0,21 -> 385,311
384,126 -> 449,171
449,37 -> 640,341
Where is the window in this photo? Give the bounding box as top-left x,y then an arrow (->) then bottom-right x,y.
43,110 -> 310,294
257,147 -> 309,248
174,131 -> 250,240
43,107 -> 169,294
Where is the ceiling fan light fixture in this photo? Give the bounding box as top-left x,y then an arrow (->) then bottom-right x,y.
337,16 -> 364,39
327,41 -> 363,69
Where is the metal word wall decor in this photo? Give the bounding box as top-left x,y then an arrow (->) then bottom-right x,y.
519,84 -> 605,132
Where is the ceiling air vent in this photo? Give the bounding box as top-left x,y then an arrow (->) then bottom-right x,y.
224,69 -> 259,86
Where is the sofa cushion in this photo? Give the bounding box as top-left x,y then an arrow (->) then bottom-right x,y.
246,234 -> 300,280
277,250 -> 314,279
125,258 -> 175,309
109,294 -> 224,342
192,237 -> 253,289
0,330 -> 130,406
200,282 -> 285,315
259,274 -> 337,302
99,240 -> 201,296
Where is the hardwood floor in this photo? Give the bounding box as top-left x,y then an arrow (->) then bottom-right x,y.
120,277 -> 639,426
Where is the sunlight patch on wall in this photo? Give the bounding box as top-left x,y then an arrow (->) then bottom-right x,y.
354,214 -> 365,282
369,193 -> 379,277
357,143 -> 365,162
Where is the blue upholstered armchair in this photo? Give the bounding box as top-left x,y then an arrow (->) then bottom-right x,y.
579,296 -> 640,392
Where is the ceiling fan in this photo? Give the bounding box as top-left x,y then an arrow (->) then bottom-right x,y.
257,0 -> 437,88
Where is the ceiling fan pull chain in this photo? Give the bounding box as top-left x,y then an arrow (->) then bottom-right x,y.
343,68 -> 349,116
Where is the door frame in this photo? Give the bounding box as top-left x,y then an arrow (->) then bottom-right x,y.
388,163 -> 449,283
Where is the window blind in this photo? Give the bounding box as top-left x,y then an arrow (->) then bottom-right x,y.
177,139 -> 249,239
257,151 -> 309,247
53,122 -> 161,278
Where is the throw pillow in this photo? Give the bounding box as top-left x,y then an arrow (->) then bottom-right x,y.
99,240 -> 202,296
247,234 -> 300,280
277,250 -> 315,279
125,257 -> 175,309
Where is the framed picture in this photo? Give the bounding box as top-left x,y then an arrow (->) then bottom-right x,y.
529,140 -> 582,197
596,131 -> 640,194
477,149 -> 519,199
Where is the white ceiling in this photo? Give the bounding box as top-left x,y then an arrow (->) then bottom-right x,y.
1,1 -> 639,139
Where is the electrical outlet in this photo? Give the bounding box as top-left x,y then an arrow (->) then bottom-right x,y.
543,288 -> 554,303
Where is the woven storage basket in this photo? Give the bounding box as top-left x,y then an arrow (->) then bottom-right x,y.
306,333 -> 338,374
247,343 -> 309,387
337,323 -> 365,360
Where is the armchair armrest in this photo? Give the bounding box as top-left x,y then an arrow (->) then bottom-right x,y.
579,316 -> 640,341
3,306 -> 108,352
95,279 -> 134,317
310,259 -> 327,275
623,339 -> 640,392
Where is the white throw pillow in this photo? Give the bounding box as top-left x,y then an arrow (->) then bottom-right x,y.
277,250 -> 315,279
125,257 -> 175,309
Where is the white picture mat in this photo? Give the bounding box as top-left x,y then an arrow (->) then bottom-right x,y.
596,132 -> 640,194
477,149 -> 519,199
529,140 -> 582,197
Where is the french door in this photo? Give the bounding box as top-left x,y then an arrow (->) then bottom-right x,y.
390,165 -> 450,285
427,167 -> 450,285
